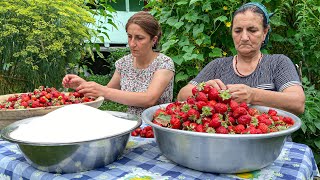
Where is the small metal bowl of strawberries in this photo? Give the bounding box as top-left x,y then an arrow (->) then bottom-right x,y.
0,86 -> 104,129
141,83 -> 301,174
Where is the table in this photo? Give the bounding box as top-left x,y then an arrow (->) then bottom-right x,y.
0,136 -> 319,180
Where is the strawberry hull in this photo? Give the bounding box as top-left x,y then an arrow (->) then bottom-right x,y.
142,103 -> 301,174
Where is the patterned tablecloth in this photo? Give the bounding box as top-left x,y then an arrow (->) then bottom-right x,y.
0,136 -> 319,180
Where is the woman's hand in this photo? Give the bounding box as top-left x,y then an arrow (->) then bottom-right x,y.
62,74 -> 86,90
227,84 -> 254,103
76,81 -> 106,98
205,79 -> 227,91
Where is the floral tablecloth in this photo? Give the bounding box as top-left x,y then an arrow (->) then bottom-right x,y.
0,136 -> 319,180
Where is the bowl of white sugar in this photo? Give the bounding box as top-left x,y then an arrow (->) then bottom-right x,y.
0,104 -> 141,173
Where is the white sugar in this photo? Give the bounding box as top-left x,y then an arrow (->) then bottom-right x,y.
10,104 -> 137,143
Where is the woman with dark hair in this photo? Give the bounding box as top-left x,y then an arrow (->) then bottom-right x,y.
62,11 -> 175,116
177,2 -> 305,115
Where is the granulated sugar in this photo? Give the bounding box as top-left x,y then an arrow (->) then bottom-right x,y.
10,104 -> 137,143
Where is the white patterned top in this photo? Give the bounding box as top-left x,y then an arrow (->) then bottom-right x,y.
115,53 -> 175,116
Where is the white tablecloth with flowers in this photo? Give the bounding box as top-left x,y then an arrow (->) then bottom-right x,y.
0,136 -> 319,180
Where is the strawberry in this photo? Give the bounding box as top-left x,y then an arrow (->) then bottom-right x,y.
209,116 -> 221,128
186,96 -> 196,105
229,100 -> 239,112
237,114 -> 252,126
248,108 -> 259,116
145,131 -> 154,138
195,124 -> 205,132
187,108 -> 200,121
195,101 -> 207,111
257,123 -> 269,134
216,126 -> 229,134
208,88 -> 219,101
239,102 -> 249,110
217,90 -> 231,103
192,86 -> 199,96
170,116 -> 181,129
234,124 -> 245,134
195,92 -> 208,102
283,117 -> 294,125
214,103 -> 228,114
268,109 -> 277,116
182,121 -> 191,130
165,103 -> 177,115
232,107 -> 248,118
131,131 -> 138,136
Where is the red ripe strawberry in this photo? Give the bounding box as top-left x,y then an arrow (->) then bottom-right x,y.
283,117 -> 294,125
140,128 -> 147,137
257,123 -> 269,134
232,107 -> 248,118
209,116 -> 221,128
145,131 -> 154,138
170,116 -> 181,129
216,126 -> 229,134
166,103 -> 177,115
20,101 -> 28,108
227,125 -> 235,133
182,121 -> 191,130
234,124 -> 245,134
186,96 -> 196,105
214,103 -> 228,114
135,128 -> 142,134
237,115 -> 252,126
189,122 -> 198,131
192,86 -> 199,96
187,108 -> 200,121
195,124 -> 205,132
195,101 -> 207,111
248,108 -> 259,116
268,109 -> 277,116
39,96 -> 48,104
208,88 -> 219,101
226,115 -> 236,125
177,111 -> 188,122
201,117 -> 211,125
271,115 -> 280,122
131,131 -> 138,136
229,100 -> 239,112
239,102 -> 249,110
195,92 -> 208,102
153,108 -> 166,118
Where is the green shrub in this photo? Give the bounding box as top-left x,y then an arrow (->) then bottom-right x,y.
293,77 -> 320,167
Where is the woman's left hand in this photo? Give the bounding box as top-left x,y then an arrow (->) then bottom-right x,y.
76,81 -> 106,98
227,84 -> 254,103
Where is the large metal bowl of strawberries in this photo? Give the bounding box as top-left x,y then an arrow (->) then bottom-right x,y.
141,84 -> 301,174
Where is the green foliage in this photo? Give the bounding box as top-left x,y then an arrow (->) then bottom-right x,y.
146,0 -> 243,97
268,0 -> 320,87
293,77 -> 320,166
0,0 -> 117,95
104,48 -> 130,76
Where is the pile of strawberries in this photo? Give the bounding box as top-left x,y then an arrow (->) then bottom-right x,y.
152,82 -> 295,134
131,126 -> 154,138
0,86 -> 96,110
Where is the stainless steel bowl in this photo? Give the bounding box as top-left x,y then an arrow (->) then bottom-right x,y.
141,104 -> 301,174
1,111 -> 141,173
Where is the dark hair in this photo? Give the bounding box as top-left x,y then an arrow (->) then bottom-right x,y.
232,5 -> 268,29
126,11 -> 162,49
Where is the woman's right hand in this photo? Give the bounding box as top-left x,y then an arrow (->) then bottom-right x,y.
62,74 -> 86,90
205,79 -> 227,91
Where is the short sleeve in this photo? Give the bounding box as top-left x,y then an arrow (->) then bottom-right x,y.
156,54 -> 175,72
273,55 -> 301,91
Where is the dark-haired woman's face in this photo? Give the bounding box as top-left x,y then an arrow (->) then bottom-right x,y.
127,23 -> 156,58
232,11 -> 268,55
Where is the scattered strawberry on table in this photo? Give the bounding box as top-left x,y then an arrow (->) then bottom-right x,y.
0,86 -> 96,110
152,82 -> 295,134
131,126 -> 154,138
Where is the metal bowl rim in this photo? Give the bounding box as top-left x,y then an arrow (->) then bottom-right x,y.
1,110 -> 141,146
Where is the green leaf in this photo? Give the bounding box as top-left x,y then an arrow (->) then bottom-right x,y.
176,0 -> 188,5
161,39 -> 178,52
315,122 -> 320,130
189,0 -> 201,6
193,23 -> 204,38
202,2 -> 212,11
172,55 -> 184,65
182,45 -> 195,53
197,54 -> 204,61
214,16 -> 227,24
178,36 -> 190,47
175,72 -> 189,83
183,53 -> 198,61
174,21 -> 184,29
315,139 -> 320,149
271,33 -> 285,42
195,38 -> 203,46
166,17 -> 179,26
209,48 -> 222,58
